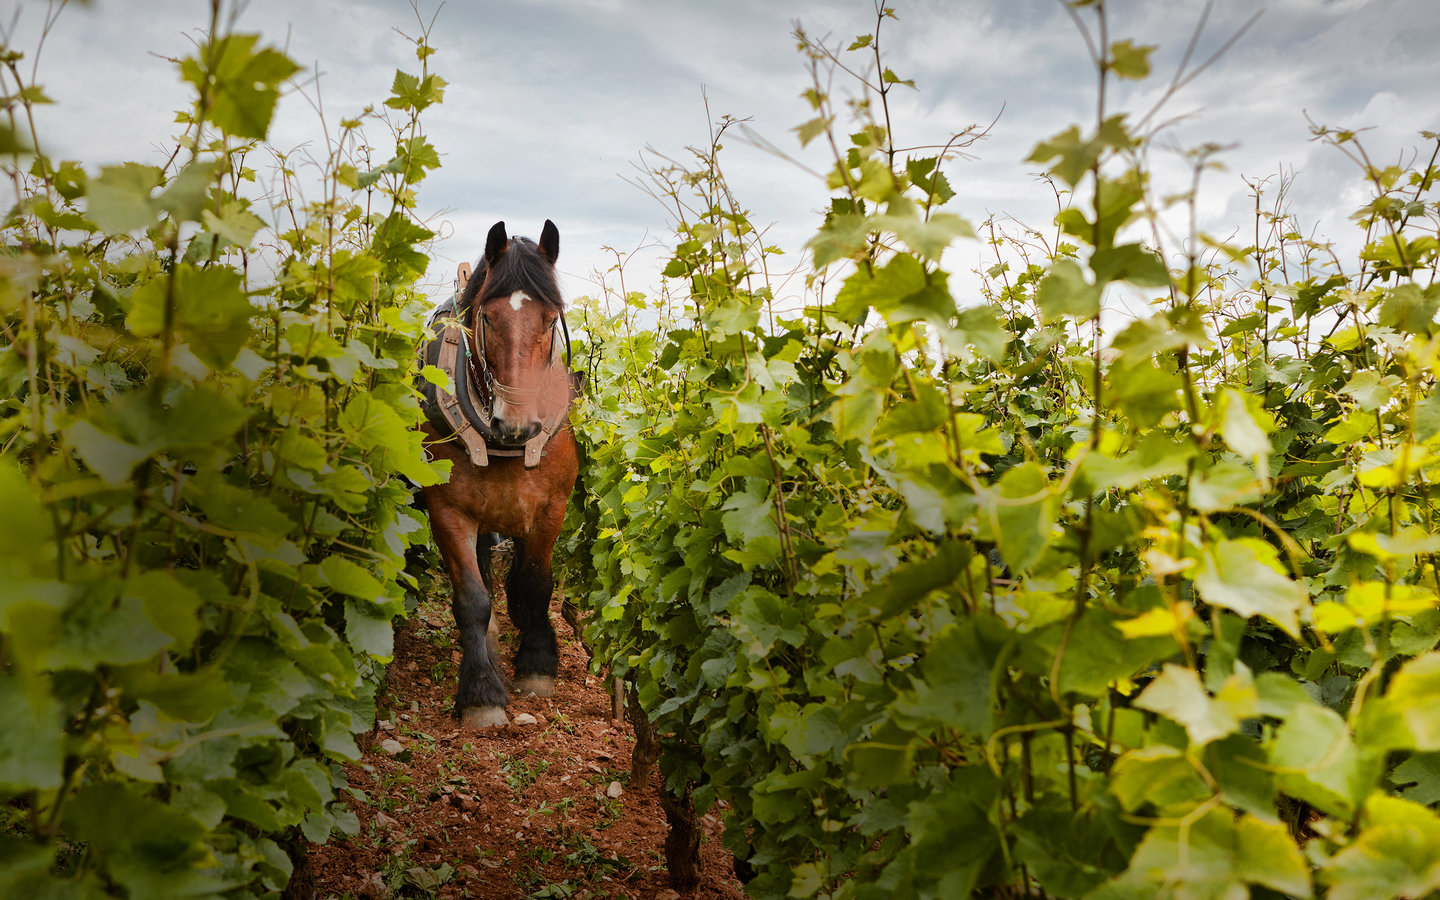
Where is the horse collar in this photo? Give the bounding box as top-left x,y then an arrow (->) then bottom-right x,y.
418,297 -> 577,469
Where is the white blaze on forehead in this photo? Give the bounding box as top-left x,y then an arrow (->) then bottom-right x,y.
508,291 -> 531,311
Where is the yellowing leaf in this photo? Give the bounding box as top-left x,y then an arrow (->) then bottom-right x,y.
1116,604 -> 1192,639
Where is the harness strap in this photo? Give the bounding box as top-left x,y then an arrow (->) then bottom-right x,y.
421,302 -> 576,468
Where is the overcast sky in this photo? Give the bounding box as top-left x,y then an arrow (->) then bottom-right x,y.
10,0 -> 1440,313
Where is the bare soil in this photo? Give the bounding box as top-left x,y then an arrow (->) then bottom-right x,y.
301,577 -> 745,900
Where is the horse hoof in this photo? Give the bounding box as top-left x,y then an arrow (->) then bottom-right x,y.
459,706 -> 509,729
514,675 -> 555,698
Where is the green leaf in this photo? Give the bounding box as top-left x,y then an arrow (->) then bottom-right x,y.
1379,653 -> 1440,751
1109,745 -> 1207,811
1271,702 -> 1378,819
1188,460 -> 1265,512
0,674 -> 62,792
731,587 -> 804,656
186,471 -> 295,543
202,197 -> 266,247
1194,538 -> 1305,638
1217,387 -> 1274,459
1323,796 -> 1440,900
84,162 -> 161,233
1035,259 -> 1100,320
856,540 -> 969,619
891,622 -> 993,735
1028,126 -> 1101,188
833,253 -> 954,325
1109,40 -> 1156,80
128,265 -> 253,369
344,604 -> 395,661
320,557 -> 385,602
48,588 -> 173,669
66,420 -> 152,486
1091,243 -> 1168,287
1378,283 -> 1440,334
979,462 -> 1055,574
180,35 -> 300,140
65,782 -> 223,900
385,70 -> 447,112
1094,807 -> 1311,899
154,160 -> 215,223
1133,663 -> 1255,748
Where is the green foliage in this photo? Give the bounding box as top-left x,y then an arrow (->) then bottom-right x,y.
0,12 -> 444,898
561,6 -> 1440,899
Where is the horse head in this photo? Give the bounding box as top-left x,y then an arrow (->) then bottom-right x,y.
460,220 -> 570,445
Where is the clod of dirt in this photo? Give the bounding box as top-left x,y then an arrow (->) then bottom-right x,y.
355,871 -> 390,900
379,739 -> 404,755
513,712 -> 538,726
606,781 -> 624,799
373,811 -> 400,831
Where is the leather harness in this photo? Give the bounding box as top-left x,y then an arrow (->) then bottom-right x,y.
418,262 -> 581,468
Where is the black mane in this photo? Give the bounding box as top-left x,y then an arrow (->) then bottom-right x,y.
458,236 -> 564,317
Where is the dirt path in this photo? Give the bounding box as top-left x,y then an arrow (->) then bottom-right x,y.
302,579 -> 745,900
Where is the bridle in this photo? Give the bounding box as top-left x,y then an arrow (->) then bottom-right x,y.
463,301 -> 572,419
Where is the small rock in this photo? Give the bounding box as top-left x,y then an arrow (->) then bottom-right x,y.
410,701 -> 420,712
479,858 -> 501,869
398,713 -> 412,722
379,739 -> 405,756
356,871 -> 390,900
447,792 -> 472,810
513,713 -> 538,726
377,720 -> 395,732
560,774 -> 571,783
373,811 -> 400,831
657,891 -> 681,900
606,781 -> 623,799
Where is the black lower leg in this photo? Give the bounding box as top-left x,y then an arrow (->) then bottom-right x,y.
476,532 -> 502,592
508,559 -> 557,678
451,570 -> 507,711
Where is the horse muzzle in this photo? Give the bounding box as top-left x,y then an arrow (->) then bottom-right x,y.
489,401 -> 543,445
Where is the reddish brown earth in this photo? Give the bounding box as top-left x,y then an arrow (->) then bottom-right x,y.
302,578 -> 745,900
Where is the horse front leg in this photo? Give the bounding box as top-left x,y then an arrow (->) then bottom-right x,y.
430,507 -> 509,727
507,531 -> 560,698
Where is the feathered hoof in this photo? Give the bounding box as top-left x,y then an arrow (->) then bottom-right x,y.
459,706 -> 509,729
514,675 -> 555,698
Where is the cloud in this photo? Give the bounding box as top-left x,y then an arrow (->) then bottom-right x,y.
13,0 -> 1439,308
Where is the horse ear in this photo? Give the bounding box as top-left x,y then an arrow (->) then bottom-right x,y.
539,219 -> 559,263
484,221 -> 508,265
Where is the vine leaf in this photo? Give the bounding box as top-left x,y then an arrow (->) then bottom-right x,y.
1194,538 -> 1305,638
1133,663 -> 1254,748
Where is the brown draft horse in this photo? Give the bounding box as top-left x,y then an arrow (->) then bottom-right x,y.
419,220 -> 578,729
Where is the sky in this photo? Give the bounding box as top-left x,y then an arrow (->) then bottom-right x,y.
8,0 -> 1440,316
